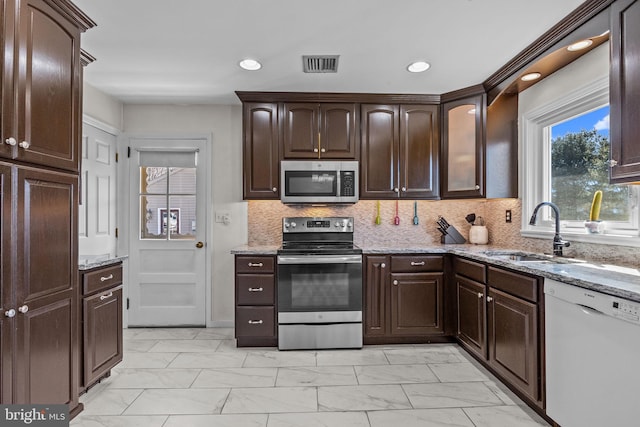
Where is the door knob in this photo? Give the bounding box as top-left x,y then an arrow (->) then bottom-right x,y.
18,305 -> 28,314
196,241 -> 204,248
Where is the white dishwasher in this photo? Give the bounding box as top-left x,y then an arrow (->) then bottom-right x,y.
545,279 -> 640,427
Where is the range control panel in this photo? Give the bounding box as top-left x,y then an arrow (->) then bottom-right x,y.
283,217 -> 354,233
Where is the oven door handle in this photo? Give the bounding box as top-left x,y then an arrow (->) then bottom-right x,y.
277,255 -> 362,265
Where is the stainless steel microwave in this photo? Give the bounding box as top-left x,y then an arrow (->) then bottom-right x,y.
280,160 -> 359,204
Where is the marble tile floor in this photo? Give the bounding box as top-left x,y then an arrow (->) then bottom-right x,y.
71,328 -> 550,427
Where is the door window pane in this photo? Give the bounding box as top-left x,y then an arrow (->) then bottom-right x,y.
139,166 -> 197,240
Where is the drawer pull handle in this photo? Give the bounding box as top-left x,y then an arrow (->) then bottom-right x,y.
248,262 -> 263,267
100,292 -> 114,301
410,261 -> 425,266
248,287 -> 264,292
100,274 -> 114,282
248,320 -> 263,325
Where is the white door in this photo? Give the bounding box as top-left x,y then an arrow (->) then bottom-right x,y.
128,137 -> 208,326
80,122 -> 117,256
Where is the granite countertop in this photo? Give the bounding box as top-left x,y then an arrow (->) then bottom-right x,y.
79,255 -> 128,271
231,243 -> 640,303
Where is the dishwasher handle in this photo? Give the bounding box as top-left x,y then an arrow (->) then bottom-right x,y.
577,303 -> 604,316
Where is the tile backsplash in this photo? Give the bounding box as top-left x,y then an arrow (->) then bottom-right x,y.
248,199 -> 639,268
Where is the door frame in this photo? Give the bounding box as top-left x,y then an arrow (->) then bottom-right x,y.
117,133 -> 212,327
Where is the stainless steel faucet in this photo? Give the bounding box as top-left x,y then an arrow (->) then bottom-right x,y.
529,202 -> 570,256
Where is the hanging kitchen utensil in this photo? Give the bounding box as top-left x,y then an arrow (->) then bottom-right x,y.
375,201 -> 381,225
465,213 -> 476,224
394,200 -> 400,225
413,201 -> 419,225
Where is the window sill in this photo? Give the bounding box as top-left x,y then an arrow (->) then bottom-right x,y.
521,229 -> 640,248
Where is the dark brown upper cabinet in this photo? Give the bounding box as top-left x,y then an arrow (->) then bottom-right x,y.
281,102 -> 358,159
610,0 -> 640,183
242,102 -> 280,199
361,104 -> 439,199
441,94 -> 485,198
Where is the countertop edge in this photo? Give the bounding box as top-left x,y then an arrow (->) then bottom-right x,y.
79,255 -> 128,271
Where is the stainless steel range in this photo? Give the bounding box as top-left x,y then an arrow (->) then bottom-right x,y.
277,216 -> 363,350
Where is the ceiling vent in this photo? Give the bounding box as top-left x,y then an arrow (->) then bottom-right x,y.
302,55 -> 339,73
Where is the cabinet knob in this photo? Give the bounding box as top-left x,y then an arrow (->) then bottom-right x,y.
401,187 -> 406,192
486,296 -> 493,302
381,263 -> 386,268
19,141 -> 30,149
248,319 -> 263,325
478,292 -> 483,299
394,187 -> 399,193
610,159 -> 618,167
5,137 -> 16,146
272,187 -> 277,192
100,292 -> 114,301
320,148 -> 326,153
313,148 -> 319,153
18,305 -> 28,314
393,280 -> 399,286
475,184 -> 480,190
4,309 -> 16,318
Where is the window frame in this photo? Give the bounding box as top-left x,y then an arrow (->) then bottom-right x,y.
520,75 -> 640,246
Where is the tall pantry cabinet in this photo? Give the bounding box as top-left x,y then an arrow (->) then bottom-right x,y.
0,0 -> 94,415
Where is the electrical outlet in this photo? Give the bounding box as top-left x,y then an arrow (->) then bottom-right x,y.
215,212 -> 230,223
505,209 -> 512,223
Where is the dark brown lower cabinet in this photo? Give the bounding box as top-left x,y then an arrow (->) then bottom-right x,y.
364,254 -> 445,343
454,256 -> 543,410
80,263 -> 123,391
234,255 -> 277,347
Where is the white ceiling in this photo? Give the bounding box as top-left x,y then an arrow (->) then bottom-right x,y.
74,0 -> 586,105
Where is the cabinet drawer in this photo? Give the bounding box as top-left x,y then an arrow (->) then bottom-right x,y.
236,274 -> 275,305
235,256 -> 275,274
391,255 -> 443,272
236,307 -> 276,337
487,266 -> 538,302
454,257 -> 486,283
83,264 -> 123,296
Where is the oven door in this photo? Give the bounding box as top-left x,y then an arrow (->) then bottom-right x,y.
277,254 -> 362,323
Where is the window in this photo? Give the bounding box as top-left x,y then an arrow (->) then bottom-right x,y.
521,74 -> 640,244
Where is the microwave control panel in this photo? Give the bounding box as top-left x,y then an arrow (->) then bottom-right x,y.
340,171 -> 356,197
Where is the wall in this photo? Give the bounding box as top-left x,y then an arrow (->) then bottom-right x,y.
83,82 -> 124,130
123,104 -> 246,327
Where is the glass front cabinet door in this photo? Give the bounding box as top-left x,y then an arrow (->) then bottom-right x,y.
442,94 -> 485,198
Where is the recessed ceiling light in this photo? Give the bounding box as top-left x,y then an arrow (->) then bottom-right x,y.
407,61 -> 430,73
239,59 -> 262,71
521,72 -> 542,82
567,39 -> 593,52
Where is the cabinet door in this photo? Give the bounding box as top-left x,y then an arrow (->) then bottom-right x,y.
456,275 -> 486,358
442,95 -> 485,198
319,103 -> 358,159
610,0 -> 640,183
83,287 -> 123,387
360,104 -> 399,198
0,163 -> 12,403
364,256 -> 388,337
16,0 -> 82,171
243,102 -> 280,199
487,287 -> 539,401
0,1 -> 16,161
13,167 -> 78,405
282,103 -> 318,158
390,272 -> 443,336
399,105 -> 439,198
